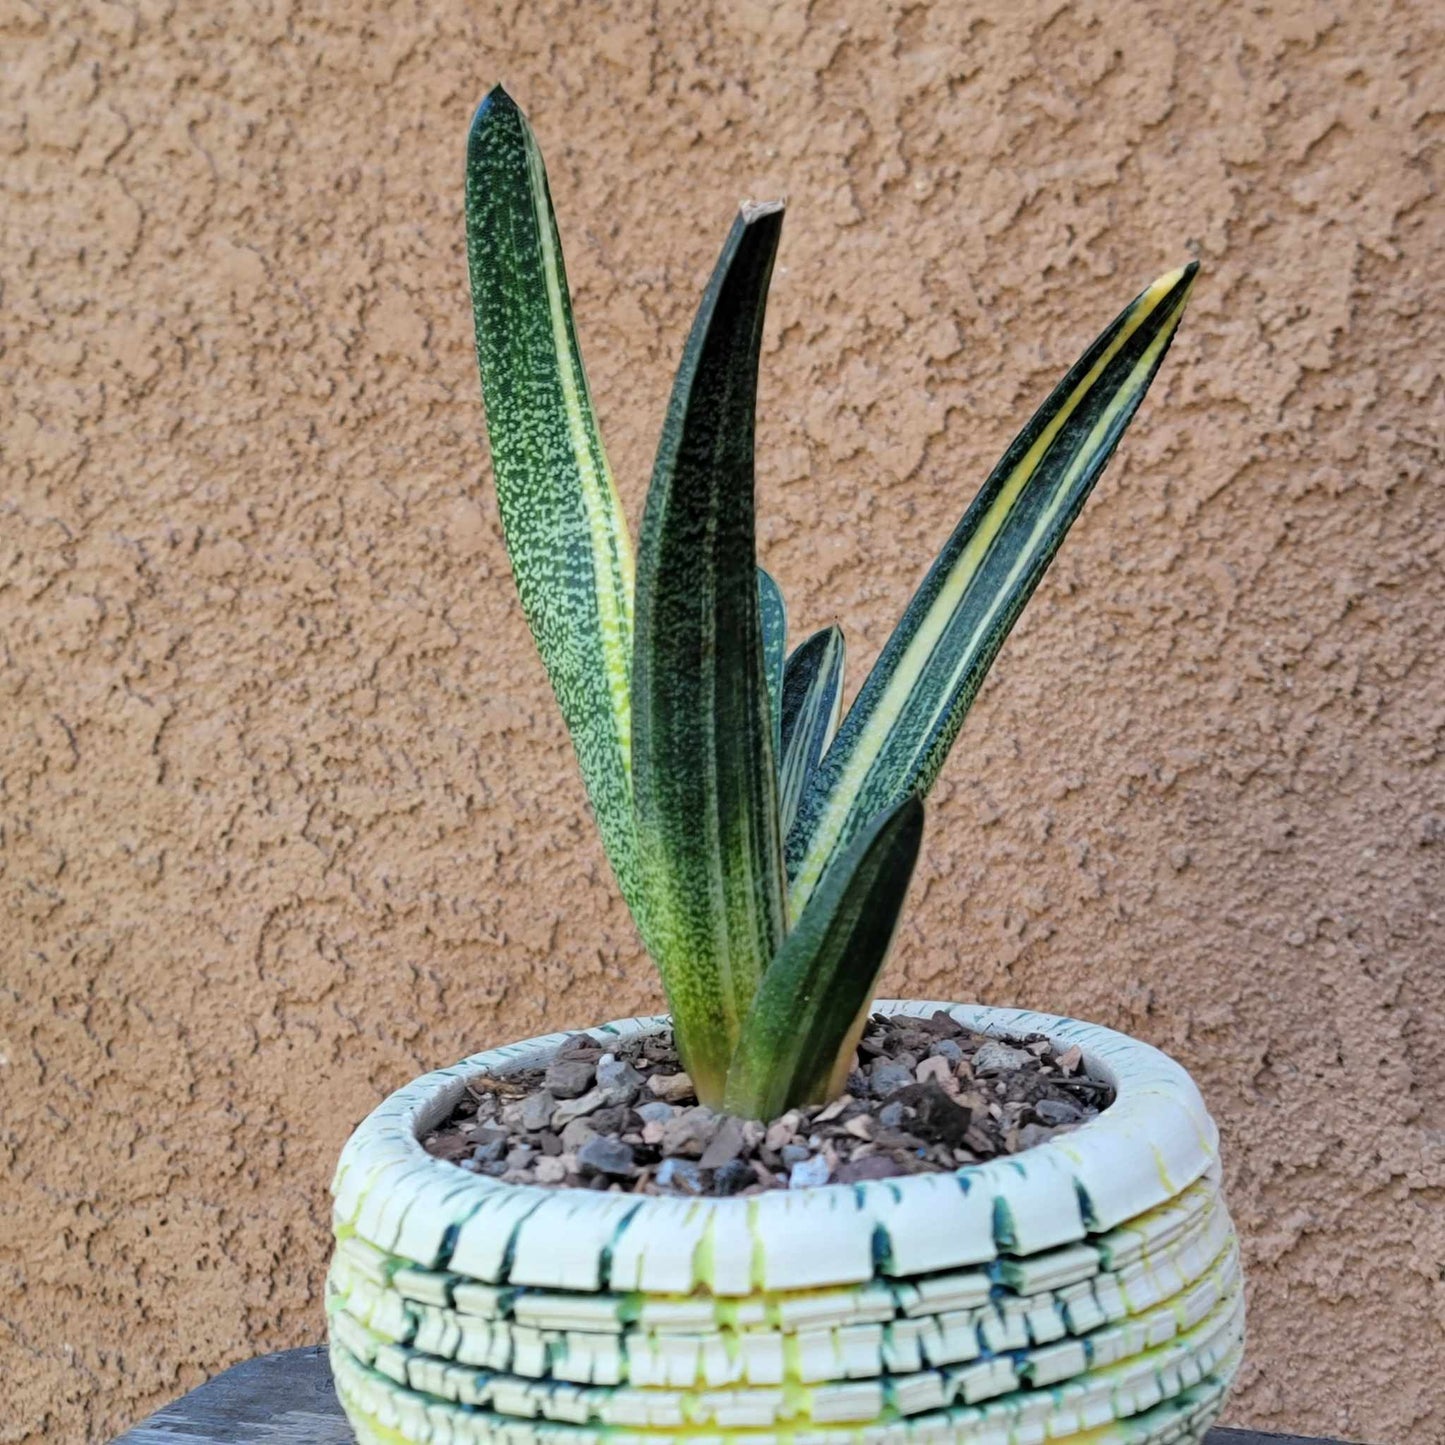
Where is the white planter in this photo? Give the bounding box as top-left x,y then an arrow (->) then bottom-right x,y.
327,1001 -> 1242,1445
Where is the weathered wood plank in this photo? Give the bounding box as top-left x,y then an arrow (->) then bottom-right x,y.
109,1346 -> 1358,1445
112,1348 -> 352,1445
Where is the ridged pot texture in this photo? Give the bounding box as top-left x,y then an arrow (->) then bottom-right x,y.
326,1002 -> 1243,1445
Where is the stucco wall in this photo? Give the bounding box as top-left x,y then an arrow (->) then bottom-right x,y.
3,2 -> 1442,1441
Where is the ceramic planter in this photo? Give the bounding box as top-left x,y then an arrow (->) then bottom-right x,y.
326,1001 -> 1242,1445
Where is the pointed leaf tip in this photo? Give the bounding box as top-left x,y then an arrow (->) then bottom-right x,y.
740,198 -> 786,225
471,85 -> 522,139
1150,260 -> 1199,304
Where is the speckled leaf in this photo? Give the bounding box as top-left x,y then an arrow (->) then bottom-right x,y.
786,266 -> 1199,913
725,794 -> 925,1118
632,203 -> 787,1105
465,86 -> 641,914
758,567 -> 787,760
777,625 -> 845,838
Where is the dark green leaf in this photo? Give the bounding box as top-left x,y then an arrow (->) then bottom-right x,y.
725,795 -> 925,1119
631,202 -> 788,1104
777,626 -> 845,840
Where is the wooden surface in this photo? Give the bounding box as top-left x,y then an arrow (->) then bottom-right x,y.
110,1347 -> 1357,1445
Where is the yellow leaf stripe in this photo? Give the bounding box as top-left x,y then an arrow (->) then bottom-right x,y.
522,129 -> 636,779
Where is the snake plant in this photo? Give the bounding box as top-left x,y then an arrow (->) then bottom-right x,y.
465,87 -> 1197,1117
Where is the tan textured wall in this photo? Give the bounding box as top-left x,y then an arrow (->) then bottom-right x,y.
2,1 -> 1442,1441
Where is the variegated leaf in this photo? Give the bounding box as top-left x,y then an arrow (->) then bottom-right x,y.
465,88 -> 641,913
787,265 -> 1198,913
758,567 -> 787,762
777,625 -> 845,837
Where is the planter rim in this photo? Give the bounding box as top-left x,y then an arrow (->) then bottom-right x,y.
332,1000 -> 1219,1295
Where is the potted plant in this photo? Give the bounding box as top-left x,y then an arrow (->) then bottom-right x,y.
326,87 -> 1240,1445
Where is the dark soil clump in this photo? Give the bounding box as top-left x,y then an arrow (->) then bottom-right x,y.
421,1012 -> 1114,1196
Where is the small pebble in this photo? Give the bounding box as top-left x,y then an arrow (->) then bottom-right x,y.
660,1106 -> 719,1159
713,1158 -> 753,1195
973,1040 -> 1033,1074
1034,1097 -> 1088,1127
552,1087 -> 608,1127
779,1143 -> 811,1167
915,1056 -> 954,1088
749,1159 -> 776,1188
1016,1123 -> 1056,1151
544,1057 -> 597,1099
789,1154 -> 831,1189
560,1117 -> 598,1151
836,1155 -> 905,1183
577,1135 -> 636,1177
699,1117 -> 747,1169
647,1070 -> 695,1103
556,1032 -> 603,1055
877,1101 -> 907,1129
869,1060 -> 915,1096
586,1105 -> 632,1136
928,1039 -> 964,1065
597,1053 -> 641,1086
596,1053 -> 644,1103
655,1157 -> 705,1194
533,1155 -> 568,1184
764,1112 -> 802,1152
635,1100 -> 675,1124
472,1136 -> 507,1164
504,1091 -> 558,1133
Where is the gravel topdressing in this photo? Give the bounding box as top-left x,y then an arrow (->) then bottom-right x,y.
421,1011 -> 1114,1197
